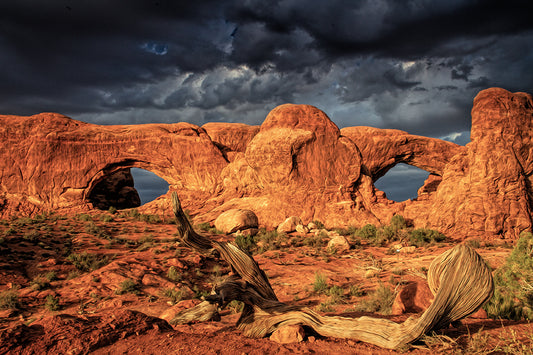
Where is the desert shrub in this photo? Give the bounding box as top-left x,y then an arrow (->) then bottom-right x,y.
313,272 -> 328,294
67,252 -> 112,272
354,283 -> 396,315
45,295 -> 60,311
254,229 -> 287,253
161,288 -> 184,305
101,214 -> 114,223
303,232 -> 327,249
235,233 -> 256,253
76,214 -> 93,222
0,290 -> 19,310
327,285 -> 345,302
408,228 -> 445,247
316,299 -> 335,312
228,300 -> 244,313
139,234 -> 154,244
3,227 -> 16,236
23,230 -> 40,242
390,214 -> 407,231
195,222 -> 211,232
115,278 -> 139,295
485,231 -> 533,320
108,206 -> 117,214
335,225 -> 358,237
355,224 -> 377,240
375,225 -> 396,246
349,284 -> 364,297
167,266 -> 182,282
30,276 -> 50,291
312,220 -> 325,229
465,238 -> 481,249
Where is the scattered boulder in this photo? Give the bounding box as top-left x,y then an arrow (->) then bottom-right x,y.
269,324 -> 305,344
295,224 -> 309,234
214,209 -> 259,234
327,235 -> 350,252
277,216 -> 303,233
391,280 -> 434,315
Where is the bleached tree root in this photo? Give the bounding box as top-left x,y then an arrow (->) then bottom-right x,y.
169,192 -> 494,350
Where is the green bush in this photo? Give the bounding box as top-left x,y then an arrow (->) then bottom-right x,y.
355,224 -> 377,240
23,230 -> 41,243
354,283 -> 396,315
30,276 -> 50,291
67,252 -> 112,272
195,222 -> 211,232
161,288 -> 184,305
390,215 -> 407,231
485,232 -> 533,320
313,272 -> 328,294
312,220 -> 325,229
77,214 -> 93,222
167,266 -> 182,282
0,290 -> 19,310
408,228 -> 445,247
235,234 -> 256,253
254,229 -> 287,253
115,279 -> 139,295
45,295 -> 60,311
375,225 -> 396,246
101,214 -> 114,223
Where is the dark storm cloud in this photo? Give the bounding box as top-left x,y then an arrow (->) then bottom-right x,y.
1,0 -> 532,201
0,0 -> 531,132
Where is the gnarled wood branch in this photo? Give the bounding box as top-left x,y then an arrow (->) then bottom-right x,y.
170,192 -> 494,349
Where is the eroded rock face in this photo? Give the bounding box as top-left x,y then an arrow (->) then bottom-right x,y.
0,88 -> 532,240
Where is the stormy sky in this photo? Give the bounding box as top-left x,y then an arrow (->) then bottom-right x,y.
1,1 -> 532,203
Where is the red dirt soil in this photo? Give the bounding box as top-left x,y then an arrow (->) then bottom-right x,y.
0,211 -> 531,354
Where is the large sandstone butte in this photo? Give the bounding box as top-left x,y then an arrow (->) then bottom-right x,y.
0,88 -> 531,240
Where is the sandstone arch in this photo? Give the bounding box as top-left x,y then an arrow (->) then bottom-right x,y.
1,88 -> 532,239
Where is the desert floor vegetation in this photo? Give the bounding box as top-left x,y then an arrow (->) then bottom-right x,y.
0,209 -> 530,353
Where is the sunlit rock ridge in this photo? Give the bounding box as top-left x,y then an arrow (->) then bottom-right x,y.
0,87 -> 531,240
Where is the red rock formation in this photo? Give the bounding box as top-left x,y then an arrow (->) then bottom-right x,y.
0,88 -> 531,240
0,113 -> 227,216
426,88 -> 533,239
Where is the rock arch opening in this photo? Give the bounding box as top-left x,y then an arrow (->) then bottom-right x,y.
374,163 -> 430,202
129,168 -> 169,206
87,168 -> 141,210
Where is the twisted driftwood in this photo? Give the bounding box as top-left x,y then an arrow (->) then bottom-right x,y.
169,192 -> 494,349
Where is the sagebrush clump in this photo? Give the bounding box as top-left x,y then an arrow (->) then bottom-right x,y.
485,231 -> 533,320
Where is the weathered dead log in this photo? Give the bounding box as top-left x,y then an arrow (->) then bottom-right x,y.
169,192 -> 494,349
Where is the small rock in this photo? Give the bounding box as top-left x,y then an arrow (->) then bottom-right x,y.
235,228 -> 258,237
167,258 -> 185,269
327,235 -> 350,252
0,309 -> 15,318
314,228 -> 328,237
214,209 -> 259,234
307,222 -> 318,230
269,325 -> 305,344
469,307 -> 488,319
295,224 -> 309,234
399,246 -> 417,254
364,269 -> 379,278
391,280 -> 434,315
277,216 -> 303,233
